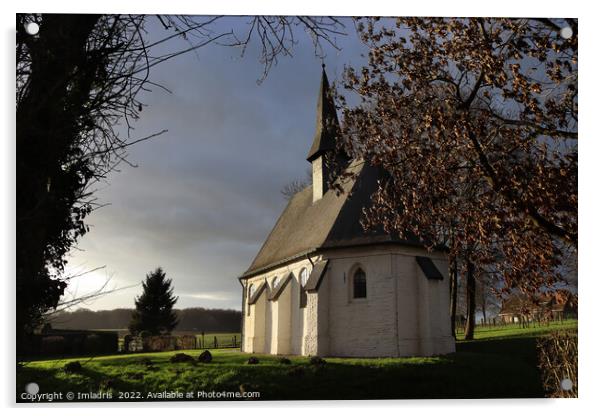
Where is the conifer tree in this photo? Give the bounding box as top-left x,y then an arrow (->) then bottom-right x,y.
129,267 -> 178,335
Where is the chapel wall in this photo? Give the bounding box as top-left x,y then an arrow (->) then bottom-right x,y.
242,245 -> 454,358
241,257 -> 317,355
326,247 -> 399,357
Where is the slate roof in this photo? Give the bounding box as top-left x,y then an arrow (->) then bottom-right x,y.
305,260 -> 329,293
247,280 -> 267,305
268,273 -> 293,301
241,160 -> 421,278
240,66 -> 427,280
306,66 -> 341,162
416,256 -> 444,280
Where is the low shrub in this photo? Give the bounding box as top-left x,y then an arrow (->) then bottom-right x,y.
278,357 -> 291,365
247,356 -> 259,365
537,330 -> 578,397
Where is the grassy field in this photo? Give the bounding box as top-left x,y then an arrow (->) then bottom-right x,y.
17,320 -> 576,402
456,319 -> 577,340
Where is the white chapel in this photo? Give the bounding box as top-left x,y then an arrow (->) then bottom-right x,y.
238,67 -> 455,357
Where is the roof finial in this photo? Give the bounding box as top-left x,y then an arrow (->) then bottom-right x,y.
306,60 -> 340,163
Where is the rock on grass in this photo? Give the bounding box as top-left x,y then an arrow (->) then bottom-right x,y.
169,353 -> 195,364
63,361 -> 82,373
198,350 -> 212,363
309,356 -> 326,366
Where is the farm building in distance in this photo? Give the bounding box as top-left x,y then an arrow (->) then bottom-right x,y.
238,67 -> 455,358
498,291 -> 578,324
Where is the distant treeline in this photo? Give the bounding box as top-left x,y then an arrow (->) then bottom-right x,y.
50,307 -> 241,333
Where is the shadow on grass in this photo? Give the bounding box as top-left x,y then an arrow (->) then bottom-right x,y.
17,362 -> 147,402
457,336 -> 540,367
455,336 -> 544,397
17,338 -> 546,401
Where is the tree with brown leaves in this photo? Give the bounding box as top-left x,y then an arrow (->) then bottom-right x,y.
337,17 -> 577,338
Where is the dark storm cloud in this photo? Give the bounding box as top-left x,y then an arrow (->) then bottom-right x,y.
66,17 -> 367,310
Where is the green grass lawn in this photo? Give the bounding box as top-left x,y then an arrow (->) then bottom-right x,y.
457,319 -> 577,340
17,320 -> 576,402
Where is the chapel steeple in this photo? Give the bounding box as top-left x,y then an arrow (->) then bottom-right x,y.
307,65 -> 346,203
306,64 -> 340,163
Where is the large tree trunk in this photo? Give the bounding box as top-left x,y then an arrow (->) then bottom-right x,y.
464,259 -> 476,340
481,280 -> 488,323
16,14 -> 101,355
449,257 -> 458,339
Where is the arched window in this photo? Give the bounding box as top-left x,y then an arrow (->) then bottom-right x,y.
353,268 -> 367,299
299,268 -> 309,308
271,276 -> 280,289
300,268 -> 309,287
248,283 -> 256,298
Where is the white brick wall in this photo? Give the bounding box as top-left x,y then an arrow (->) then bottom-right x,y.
241,245 -> 455,357
327,252 -> 399,357
274,282 -> 292,354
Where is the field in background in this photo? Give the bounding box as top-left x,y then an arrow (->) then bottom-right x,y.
18,320 -> 577,401
100,330 -> 240,339
112,332 -> 241,351
458,319 -> 577,340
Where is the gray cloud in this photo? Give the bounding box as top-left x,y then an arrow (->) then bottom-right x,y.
65,17 -> 367,311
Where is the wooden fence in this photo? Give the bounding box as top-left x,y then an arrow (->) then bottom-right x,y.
119,333 -> 240,352
195,334 -> 240,349
454,313 -> 576,335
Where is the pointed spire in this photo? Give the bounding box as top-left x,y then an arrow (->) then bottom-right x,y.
306,65 -> 340,162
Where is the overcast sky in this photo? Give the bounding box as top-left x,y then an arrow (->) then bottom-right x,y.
64,16 -> 367,311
